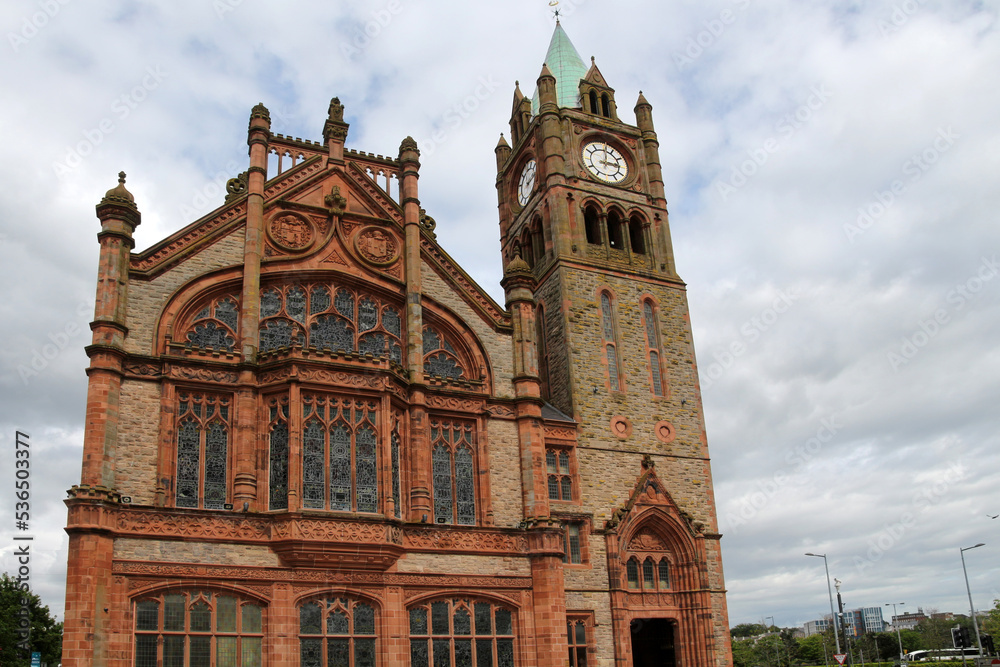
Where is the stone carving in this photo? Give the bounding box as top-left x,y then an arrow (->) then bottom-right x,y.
543,425 -> 577,440
115,511 -> 270,540
486,403 -> 516,419
325,185 -> 347,216
322,249 -> 349,265
225,171 -> 248,202
296,367 -> 383,387
355,227 -> 399,265
123,361 -> 161,377
268,213 -> 314,251
426,395 -> 484,413
169,366 -> 239,383
272,518 -> 401,544
403,527 -> 527,553
628,529 -> 667,552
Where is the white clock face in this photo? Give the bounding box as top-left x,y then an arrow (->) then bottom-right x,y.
582,141 -> 628,184
517,159 -> 536,206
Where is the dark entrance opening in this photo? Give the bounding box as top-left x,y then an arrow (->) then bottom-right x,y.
630,618 -> 676,667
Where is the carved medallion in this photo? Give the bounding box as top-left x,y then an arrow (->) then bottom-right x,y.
654,421 -> 676,444
268,212 -> 314,251
355,226 -> 399,265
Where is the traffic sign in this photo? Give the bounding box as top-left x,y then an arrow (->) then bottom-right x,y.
834,654 -> 847,665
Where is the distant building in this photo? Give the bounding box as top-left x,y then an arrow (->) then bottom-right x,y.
855,607 -> 887,634
804,619 -> 833,636
892,609 -> 929,631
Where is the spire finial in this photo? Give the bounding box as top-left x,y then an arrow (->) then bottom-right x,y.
549,0 -> 560,22
118,171 -> 126,184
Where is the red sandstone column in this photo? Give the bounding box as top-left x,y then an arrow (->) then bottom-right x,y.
63,173 -> 140,667
398,137 -> 432,520
528,528 -> 570,667
270,583 -> 297,666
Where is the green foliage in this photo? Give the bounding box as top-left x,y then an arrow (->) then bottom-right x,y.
981,599 -> 1000,641
0,573 -> 62,667
733,623 -> 768,638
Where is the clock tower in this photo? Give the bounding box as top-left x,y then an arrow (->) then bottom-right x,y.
496,21 -> 732,667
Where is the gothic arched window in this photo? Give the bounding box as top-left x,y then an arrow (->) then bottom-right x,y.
184,295 -> 240,353
299,597 -> 377,667
408,599 -> 515,667
134,591 -> 264,667
175,393 -> 231,510
268,395 -> 289,511
431,420 -> 477,525
600,291 -> 623,391
642,300 -> 666,397
422,326 -> 466,380
606,209 -> 624,250
301,394 -> 380,513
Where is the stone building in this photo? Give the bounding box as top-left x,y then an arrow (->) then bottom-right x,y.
63,23 -> 732,667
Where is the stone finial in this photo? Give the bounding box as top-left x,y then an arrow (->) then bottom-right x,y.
495,133 -> 510,150
399,136 -> 419,155
641,453 -> 654,470
328,97 -> 345,122
419,208 -> 436,239
250,102 -> 271,123
635,90 -> 651,109
102,171 -> 135,204
504,255 -> 531,276
325,185 -> 347,215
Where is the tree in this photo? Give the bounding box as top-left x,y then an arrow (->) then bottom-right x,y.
981,599 -> 1000,642
0,573 -> 62,667
733,623 -> 768,638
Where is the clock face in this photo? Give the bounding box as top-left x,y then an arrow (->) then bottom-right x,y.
582,141 -> 628,184
517,159 -> 536,206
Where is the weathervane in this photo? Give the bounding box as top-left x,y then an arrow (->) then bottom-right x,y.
549,0 -> 560,22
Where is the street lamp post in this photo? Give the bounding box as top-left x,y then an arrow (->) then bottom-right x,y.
960,543 -> 985,657
885,602 -> 906,661
806,553 -> 842,655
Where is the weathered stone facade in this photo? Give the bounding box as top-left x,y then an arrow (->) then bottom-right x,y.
64,24 -> 731,667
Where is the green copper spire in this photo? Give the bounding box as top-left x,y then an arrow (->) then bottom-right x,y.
532,22 -> 588,114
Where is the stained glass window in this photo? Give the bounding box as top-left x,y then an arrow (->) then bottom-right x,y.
642,558 -> 656,589
175,394 -> 230,510
409,600 -> 515,667
626,558 -> 639,589
256,282 -> 404,363
658,560 -> 670,589
642,300 -> 665,397
184,294 -> 240,353
269,397 -> 289,511
600,292 -> 622,391
391,428 -> 402,519
298,598 -> 378,667
300,394 -> 381,514
422,326 -> 465,379
431,420 -> 476,525
134,592 -> 263,667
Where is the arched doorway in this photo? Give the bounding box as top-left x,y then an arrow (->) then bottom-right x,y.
630,618 -> 676,667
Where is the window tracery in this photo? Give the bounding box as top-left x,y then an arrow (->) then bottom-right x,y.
184,295 -> 240,353
422,326 -> 465,379
430,420 -> 477,525
545,448 -> 573,502
299,597 -> 377,667
258,283 -> 403,363
268,395 -> 290,511
175,393 -> 231,510
133,591 -> 264,667
301,394 -> 380,513
408,599 -> 515,667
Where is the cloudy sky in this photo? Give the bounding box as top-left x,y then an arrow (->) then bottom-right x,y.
1,0 -> 998,630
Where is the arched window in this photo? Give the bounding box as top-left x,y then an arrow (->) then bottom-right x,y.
629,215 -> 646,254
431,420 -> 477,525
588,90 -> 598,115
658,560 -> 670,588
422,326 -> 466,379
268,395 -> 289,511
584,206 -> 602,245
642,558 -> 656,589
546,449 -> 573,501
521,231 -> 534,268
390,419 -> 403,519
175,393 -> 231,509
600,292 -> 622,392
626,558 -> 640,589
134,591 -> 264,667
301,395 -> 380,513
536,305 -> 550,399
409,599 -> 515,667
642,300 -> 665,397
601,94 -> 611,118
299,597 -> 377,667
184,294 -> 240,353
606,210 -> 624,250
